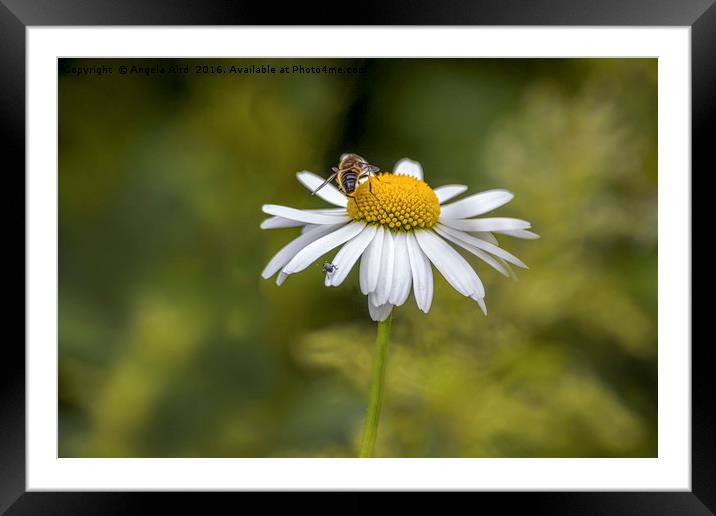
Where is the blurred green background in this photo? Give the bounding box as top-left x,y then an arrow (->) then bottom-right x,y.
59,58 -> 657,458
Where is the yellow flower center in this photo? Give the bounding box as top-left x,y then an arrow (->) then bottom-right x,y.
347,173 -> 441,231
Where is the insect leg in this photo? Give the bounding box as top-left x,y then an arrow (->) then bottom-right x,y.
359,171 -> 380,200
367,165 -> 383,184
311,171 -> 338,195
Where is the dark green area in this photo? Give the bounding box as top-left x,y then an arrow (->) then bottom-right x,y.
59,58 -> 657,457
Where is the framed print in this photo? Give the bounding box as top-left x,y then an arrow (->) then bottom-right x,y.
4,0 -> 712,513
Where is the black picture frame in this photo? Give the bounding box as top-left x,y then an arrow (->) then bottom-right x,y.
4,1 -> 712,513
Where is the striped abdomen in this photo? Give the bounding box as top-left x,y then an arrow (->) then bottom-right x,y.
339,170 -> 358,194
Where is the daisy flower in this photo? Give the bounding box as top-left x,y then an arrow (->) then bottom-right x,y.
261,158 -> 538,321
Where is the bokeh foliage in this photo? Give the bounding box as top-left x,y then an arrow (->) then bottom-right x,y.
59,58 -> 657,457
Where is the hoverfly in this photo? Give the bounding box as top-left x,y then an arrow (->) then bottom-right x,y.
311,153 -> 380,197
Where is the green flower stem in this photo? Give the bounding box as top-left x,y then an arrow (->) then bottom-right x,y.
359,311 -> 393,458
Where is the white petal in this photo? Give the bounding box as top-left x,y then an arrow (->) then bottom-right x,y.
262,210 -> 346,231
439,217 -> 531,232
433,225 -> 510,277
283,222 -> 366,274
388,232 -> 412,306
437,223 -> 528,269
276,272 -> 288,286
434,184 -> 468,204
439,189 -> 513,219
360,226 -> 385,294
494,229 -> 541,240
325,225 -> 377,287
475,231 -> 498,245
393,158 -> 423,180
306,208 -> 349,215
296,171 -> 348,207
260,216 -> 304,230
414,229 -> 484,298
262,223 -> 344,279
297,215 -> 347,234
472,295 -> 488,315
471,272 -> 486,300
262,204 -> 350,225
368,294 -> 394,322
497,257 -> 519,280
406,232 -> 433,313
373,230 -> 395,305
